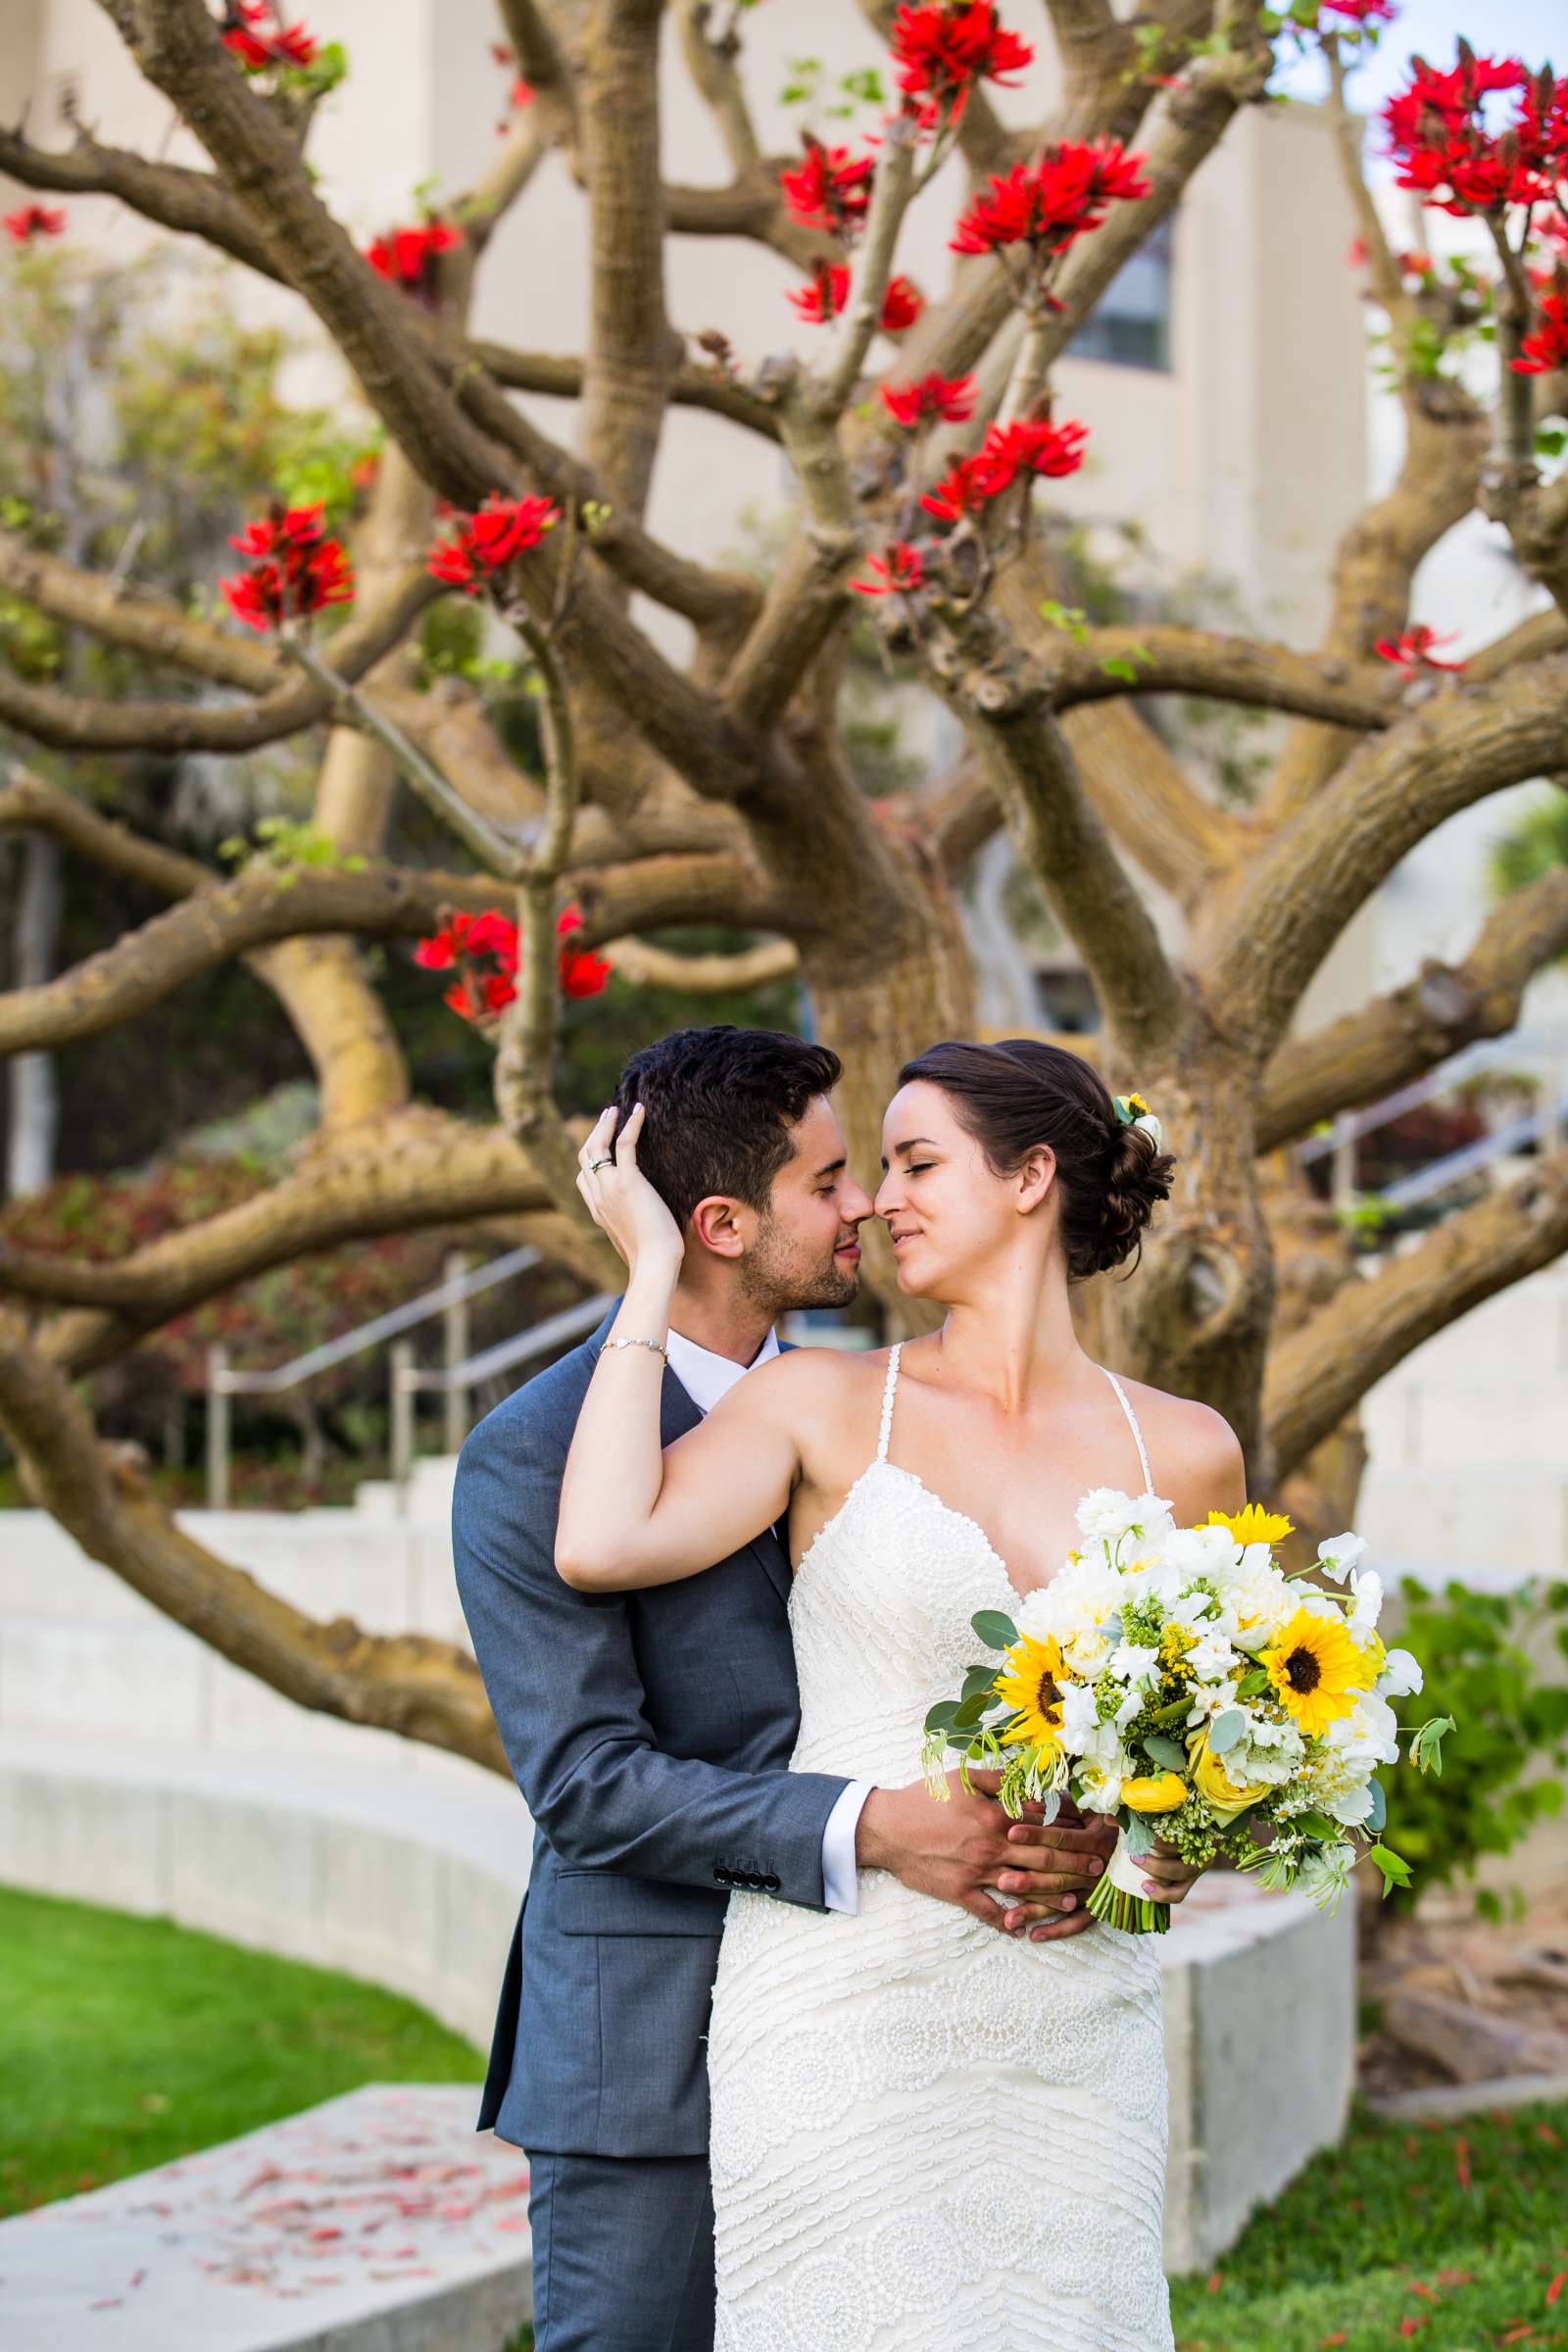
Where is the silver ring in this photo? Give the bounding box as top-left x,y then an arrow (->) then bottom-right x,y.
588,1155 -> 613,1172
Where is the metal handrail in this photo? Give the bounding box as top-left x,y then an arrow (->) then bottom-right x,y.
389,1292 -> 613,1487
1296,1040 -> 1527,1166
1376,1102 -> 1557,1209
205,1244 -> 543,1506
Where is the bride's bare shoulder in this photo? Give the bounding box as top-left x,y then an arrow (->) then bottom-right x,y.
743,1343 -> 890,1444
1119,1376 -> 1245,1490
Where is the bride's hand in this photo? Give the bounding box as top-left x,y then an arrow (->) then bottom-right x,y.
576,1103 -> 684,1277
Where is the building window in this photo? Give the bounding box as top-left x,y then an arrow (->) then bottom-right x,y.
1069,220 -> 1173,372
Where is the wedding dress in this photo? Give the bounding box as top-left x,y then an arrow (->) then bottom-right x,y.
708,1345 -> 1172,2351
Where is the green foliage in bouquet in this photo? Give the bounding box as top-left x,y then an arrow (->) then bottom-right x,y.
1380,1576 -> 1568,1920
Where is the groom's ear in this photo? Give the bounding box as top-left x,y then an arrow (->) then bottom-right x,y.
689,1194 -> 749,1259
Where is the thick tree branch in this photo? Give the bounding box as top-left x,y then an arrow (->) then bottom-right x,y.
0,122 -> 284,281
0,860 -> 508,1057
19,1110 -> 552,1371
602,934 -> 797,990
935,630 -> 1185,1049
1047,625 -> 1396,730
576,0 -> 683,521
470,337 -> 783,441
0,1307 -> 507,1771
1205,657 -> 1568,1054
1258,867 -> 1568,1152
1265,1150 -> 1568,1478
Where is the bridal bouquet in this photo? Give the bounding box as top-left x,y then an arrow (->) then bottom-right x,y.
923,1493 -> 1453,1935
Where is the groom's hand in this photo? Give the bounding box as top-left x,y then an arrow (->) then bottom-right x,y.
855,1775 -> 1114,1942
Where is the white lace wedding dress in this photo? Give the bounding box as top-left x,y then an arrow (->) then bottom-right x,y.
708,1345 -> 1172,2351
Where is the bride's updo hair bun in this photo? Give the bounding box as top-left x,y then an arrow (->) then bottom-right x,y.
898,1038 -> 1176,1280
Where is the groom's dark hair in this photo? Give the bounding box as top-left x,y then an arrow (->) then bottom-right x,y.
612,1026 -> 843,1233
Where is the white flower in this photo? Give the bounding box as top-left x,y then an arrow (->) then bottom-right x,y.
1228,1715 -> 1304,1786
1315,1531 -> 1367,1585
1113,1685 -> 1145,1733
1348,1568 -> 1384,1639
1329,1691 -> 1399,1770
1377,1646 -> 1423,1699
1164,1524 -> 1242,1582
1185,1629 -> 1240,1685
1058,1681 -> 1102,1749
1106,1641 -> 1159,1686
1295,1842 -> 1356,1911
1075,1487 -> 1174,1545
1077,1760 -> 1125,1815
1019,1556 -> 1121,1647
1184,1675 -> 1240,1729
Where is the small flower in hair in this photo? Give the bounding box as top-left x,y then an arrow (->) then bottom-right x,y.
1112,1091 -> 1163,1152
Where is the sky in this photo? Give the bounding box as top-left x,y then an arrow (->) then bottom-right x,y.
1274,0 -> 1563,118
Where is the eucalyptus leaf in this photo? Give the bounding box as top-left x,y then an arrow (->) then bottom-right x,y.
1207,1708 -> 1246,1755
961,1664 -> 1000,1702
924,1701 -> 960,1735
972,1609 -> 1019,1651
1143,1734 -> 1188,1774
953,1690 -> 991,1730
1366,1779 -> 1388,1834
1122,1812 -> 1156,1858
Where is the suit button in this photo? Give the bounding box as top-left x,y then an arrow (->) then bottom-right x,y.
763,1875 -> 781,1891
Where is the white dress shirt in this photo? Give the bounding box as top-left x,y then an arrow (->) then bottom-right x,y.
663,1325 -> 871,1915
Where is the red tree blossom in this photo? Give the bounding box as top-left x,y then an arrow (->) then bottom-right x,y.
221,4 -> 318,70
920,452 -> 997,523
920,415 -> 1088,522
415,905 -> 611,1022
365,220 -> 463,298
975,415 -> 1090,490
779,139 -> 875,237
1383,52 -> 1567,218
1514,289 -> 1568,371
1319,0 -> 1396,23
220,503 -> 354,632
853,542 -> 927,596
891,4 -> 1033,106
787,264 -> 925,330
426,494 -> 562,592
881,372 -> 978,427
3,203 -> 67,243
952,142 -> 1151,264
1374,624 -> 1468,674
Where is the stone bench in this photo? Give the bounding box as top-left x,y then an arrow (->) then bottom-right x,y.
0,2084 -> 530,2352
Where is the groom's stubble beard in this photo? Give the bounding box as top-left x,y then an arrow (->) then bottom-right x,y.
738,1207 -> 860,1316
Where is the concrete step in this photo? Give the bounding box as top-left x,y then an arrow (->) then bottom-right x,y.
0,2083 -> 530,2352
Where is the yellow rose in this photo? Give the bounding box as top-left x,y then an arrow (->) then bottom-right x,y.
1189,1728 -> 1270,1825
1120,1771 -> 1188,1814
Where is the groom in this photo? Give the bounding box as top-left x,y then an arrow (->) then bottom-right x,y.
453,1025 -> 1118,2352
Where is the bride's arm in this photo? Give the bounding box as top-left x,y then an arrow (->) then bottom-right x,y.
555,1102 -> 807,1592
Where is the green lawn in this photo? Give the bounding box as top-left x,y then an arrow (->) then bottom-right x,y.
1170,2096 -> 1568,2351
0,1883 -> 484,2218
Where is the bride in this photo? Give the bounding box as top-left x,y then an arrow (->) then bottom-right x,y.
556,1036 -> 1247,2350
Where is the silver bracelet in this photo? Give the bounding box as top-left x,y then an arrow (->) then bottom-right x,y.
602,1336 -> 668,1365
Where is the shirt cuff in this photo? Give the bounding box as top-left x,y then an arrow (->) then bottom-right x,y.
820,1780 -> 873,1915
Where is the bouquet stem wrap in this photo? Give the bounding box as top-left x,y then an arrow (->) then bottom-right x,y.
1086,1832 -> 1171,1936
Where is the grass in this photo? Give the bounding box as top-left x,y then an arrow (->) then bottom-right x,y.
0,1883 -> 484,2219
1170,2096 -> 1568,2351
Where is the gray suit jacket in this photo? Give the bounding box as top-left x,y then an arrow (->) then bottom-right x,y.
452,1305 -> 850,2158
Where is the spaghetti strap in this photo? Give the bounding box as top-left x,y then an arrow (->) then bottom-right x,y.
1100,1364 -> 1153,1493
875,1343 -> 903,1465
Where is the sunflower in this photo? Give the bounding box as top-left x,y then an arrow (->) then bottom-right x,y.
1261,1607 -> 1375,1735
1206,1502 -> 1295,1546
997,1634 -> 1067,1752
